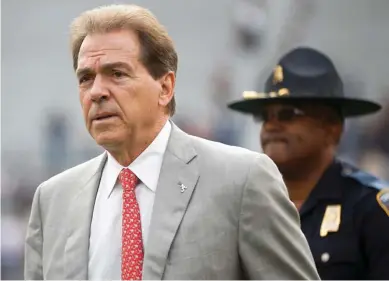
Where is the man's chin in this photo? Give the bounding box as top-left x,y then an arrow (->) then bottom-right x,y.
92,132 -> 123,148
262,150 -> 290,167
269,156 -> 290,167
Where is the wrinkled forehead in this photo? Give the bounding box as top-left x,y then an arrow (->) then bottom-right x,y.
77,31 -> 140,69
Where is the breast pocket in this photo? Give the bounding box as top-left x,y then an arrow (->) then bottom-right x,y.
312,234 -> 361,279
314,241 -> 358,265
165,231 -> 237,279
167,230 -> 234,264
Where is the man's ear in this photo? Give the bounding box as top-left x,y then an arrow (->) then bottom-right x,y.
158,71 -> 175,108
327,122 -> 343,145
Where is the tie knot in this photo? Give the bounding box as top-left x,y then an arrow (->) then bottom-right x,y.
119,168 -> 138,191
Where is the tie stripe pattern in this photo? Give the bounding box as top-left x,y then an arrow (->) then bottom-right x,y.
119,168 -> 144,280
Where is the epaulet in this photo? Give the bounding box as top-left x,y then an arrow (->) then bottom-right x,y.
340,162 -> 389,191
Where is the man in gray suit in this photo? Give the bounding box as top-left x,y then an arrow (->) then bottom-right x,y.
24,4 -> 320,280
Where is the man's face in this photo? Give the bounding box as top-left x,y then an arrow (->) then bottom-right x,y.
76,29 -> 173,148
259,103 -> 341,166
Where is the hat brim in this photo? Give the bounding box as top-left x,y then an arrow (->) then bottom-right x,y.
227,96 -> 381,117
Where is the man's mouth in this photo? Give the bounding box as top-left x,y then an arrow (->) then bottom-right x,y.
95,115 -> 115,120
93,113 -> 118,121
263,137 -> 288,146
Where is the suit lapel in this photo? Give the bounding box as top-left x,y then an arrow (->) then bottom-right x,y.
64,153 -> 107,280
143,122 -> 199,280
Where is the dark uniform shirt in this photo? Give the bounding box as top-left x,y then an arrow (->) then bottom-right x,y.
300,159 -> 389,280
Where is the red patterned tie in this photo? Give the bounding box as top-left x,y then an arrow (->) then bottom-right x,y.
119,168 -> 144,280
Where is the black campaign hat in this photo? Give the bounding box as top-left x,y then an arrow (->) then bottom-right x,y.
228,47 -> 381,117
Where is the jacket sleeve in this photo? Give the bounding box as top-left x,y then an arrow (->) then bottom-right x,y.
24,183 -> 44,280
238,154 -> 320,280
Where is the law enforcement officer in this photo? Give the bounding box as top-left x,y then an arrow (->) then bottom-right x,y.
228,47 -> 389,279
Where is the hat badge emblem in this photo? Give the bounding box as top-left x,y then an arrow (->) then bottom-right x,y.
273,65 -> 283,84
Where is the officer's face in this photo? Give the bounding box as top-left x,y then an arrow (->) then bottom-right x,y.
259,103 -> 342,166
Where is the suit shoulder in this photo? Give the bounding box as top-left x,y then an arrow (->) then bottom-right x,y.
188,134 -> 264,162
39,153 -> 106,193
187,135 -> 278,178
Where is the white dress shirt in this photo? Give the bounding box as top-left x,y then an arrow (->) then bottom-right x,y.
88,121 -> 171,280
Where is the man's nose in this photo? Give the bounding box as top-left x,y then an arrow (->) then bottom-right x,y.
89,75 -> 109,102
262,117 -> 284,132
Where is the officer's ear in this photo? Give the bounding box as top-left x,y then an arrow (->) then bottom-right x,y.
327,122 -> 343,146
322,107 -> 344,145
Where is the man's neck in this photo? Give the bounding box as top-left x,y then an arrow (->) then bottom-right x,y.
281,153 -> 334,203
108,117 -> 169,166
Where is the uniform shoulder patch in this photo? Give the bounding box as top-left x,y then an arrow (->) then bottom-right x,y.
376,189 -> 389,216
341,163 -> 389,191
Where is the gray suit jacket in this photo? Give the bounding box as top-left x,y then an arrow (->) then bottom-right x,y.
25,122 -> 320,280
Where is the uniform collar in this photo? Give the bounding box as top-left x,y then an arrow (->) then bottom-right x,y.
300,159 -> 344,216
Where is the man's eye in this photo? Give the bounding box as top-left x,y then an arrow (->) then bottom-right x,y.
112,70 -> 126,78
79,75 -> 92,84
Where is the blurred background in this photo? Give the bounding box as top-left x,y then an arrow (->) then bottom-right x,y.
2,0 -> 389,279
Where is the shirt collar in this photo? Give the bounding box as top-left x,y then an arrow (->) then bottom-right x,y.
104,120 -> 172,198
